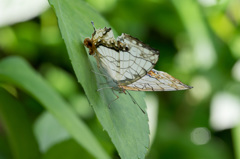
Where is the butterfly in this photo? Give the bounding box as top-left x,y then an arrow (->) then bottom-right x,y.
84,22 -> 192,113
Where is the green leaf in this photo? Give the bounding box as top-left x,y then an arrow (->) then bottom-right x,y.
0,87 -> 41,159
48,0 -> 150,158
0,57 -> 110,159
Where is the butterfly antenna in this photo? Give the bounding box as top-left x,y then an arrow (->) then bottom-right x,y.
126,90 -> 145,114
91,21 -> 96,31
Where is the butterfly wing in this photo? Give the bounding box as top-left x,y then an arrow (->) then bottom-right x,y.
116,34 -> 159,84
121,69 -> 192,91
92,29 -> 159,85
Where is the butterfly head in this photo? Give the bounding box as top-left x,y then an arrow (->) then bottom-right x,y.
84,38 -> 96,55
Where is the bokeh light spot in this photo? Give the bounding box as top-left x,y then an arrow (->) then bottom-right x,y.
189,76 -> 211,102
191,127 -> 211,145
194,40 -> 216,70
210,92 -> 240,130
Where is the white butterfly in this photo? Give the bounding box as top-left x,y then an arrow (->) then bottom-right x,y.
84,22 -> 192,112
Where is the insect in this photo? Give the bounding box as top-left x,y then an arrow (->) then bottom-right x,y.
84,22 -> 192,113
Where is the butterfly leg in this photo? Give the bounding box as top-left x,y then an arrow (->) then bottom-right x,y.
125,90 -> 145,114
96,87 -> 119,109
108,89 -> 119,109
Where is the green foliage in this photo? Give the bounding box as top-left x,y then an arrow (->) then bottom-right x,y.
0,0 -> 240,158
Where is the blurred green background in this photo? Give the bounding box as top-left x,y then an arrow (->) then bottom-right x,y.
0,0 -> 240,158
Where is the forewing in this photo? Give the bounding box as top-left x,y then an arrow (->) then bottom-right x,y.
117,34 -> 159,65
117,34 -> 159,81
121,69 -> 192,91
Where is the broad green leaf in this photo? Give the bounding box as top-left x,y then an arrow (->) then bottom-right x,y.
0,57 -> 109,159
0,88 -> 41,159
48,0 -> 150,158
